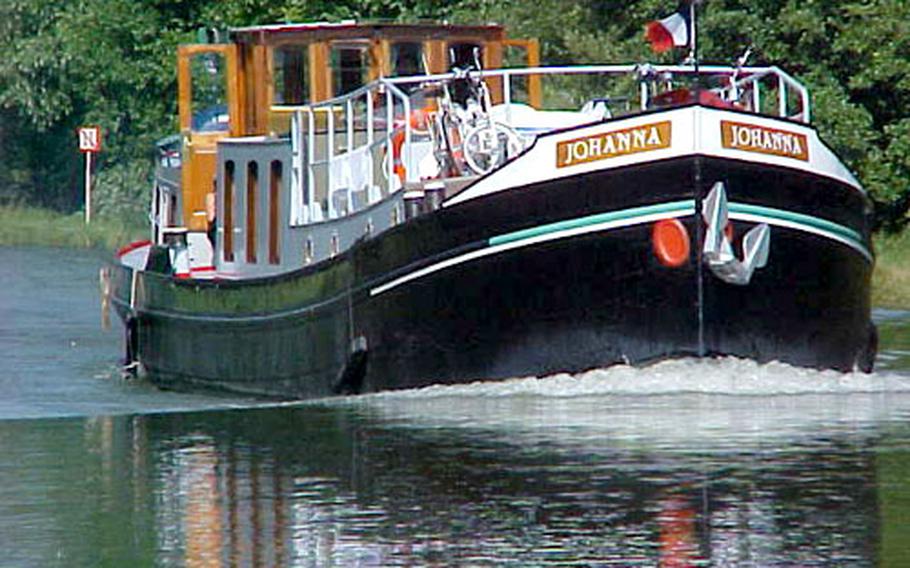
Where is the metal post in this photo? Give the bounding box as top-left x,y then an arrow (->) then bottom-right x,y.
346,99 -> 354,153
386,89 -> 394,195
752,78 -> 761,113
84,151 -> 92,224
327,108 -> 335,218
366,90 -> 374,146
503,72 -> 513,125
690,0 -> 700,87
403,96 -> 412,184
307,110 -> 316,213
366,90 -> 374,194
291,109 -> 305,224
778,75 -> 787,119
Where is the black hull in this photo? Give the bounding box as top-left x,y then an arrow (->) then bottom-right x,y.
112,155 -> 874,398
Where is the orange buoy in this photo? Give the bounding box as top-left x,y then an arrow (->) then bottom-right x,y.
389,109 -> 428,185
652,218 -> 691,267
391,129 -> 406,185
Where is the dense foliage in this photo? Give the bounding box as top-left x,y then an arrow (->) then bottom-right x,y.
1,0 -> 907,227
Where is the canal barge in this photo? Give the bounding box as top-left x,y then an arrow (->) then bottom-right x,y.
106,21 -> 876,398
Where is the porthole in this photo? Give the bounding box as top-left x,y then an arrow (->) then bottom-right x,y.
305,236 -> 314,264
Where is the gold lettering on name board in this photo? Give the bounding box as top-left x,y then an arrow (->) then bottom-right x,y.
721,120 -> 809,162
556,121 -> 672,168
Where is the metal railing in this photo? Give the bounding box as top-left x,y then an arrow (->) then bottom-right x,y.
287,81 -> 414,225
280,63 -> 811,226
385,64 -> 809,122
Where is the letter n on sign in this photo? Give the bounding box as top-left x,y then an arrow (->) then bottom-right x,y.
78,126 -> 102,153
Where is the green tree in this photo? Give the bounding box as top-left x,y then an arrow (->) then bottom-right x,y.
0,0 -> 187,215
0,0 -> 908,228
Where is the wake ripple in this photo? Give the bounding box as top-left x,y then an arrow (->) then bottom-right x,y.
360,357 -> 910,401
334,358 -> 910,453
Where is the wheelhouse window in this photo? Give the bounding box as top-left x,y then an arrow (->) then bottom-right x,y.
449,42 -> 483,70
332,43 -> 369,97
391,42 -> 423,76
189,52 -> 229,132
273,45 -> 309,105
504,43 -> 531,104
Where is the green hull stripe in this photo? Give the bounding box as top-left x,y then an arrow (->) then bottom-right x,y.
728,202 -> 863,244
487,199 -> 867,257
489,200 -> 696,247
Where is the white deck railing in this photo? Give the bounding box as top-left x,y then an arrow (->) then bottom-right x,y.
280,63 -> 810,226
286,80 -> 414,225
384,64 -> 810,122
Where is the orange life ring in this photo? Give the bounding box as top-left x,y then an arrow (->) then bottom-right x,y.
389,110 -> 428,185
391,129 -> 407,185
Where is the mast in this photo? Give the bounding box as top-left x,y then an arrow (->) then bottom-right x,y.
689,0 -> 700,73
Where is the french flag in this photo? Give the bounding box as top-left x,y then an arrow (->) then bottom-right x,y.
645,4 -> 692,53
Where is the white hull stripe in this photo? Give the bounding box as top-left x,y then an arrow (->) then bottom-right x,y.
370,201 -> 696,297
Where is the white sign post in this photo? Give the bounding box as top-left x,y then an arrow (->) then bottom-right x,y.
78,126 -> 102,224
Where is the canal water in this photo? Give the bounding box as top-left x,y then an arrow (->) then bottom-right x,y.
3,245 -> 910,566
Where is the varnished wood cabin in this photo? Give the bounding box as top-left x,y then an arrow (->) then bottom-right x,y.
172,21 -> 539,234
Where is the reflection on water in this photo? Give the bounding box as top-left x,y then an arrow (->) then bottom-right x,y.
4,371 -> 910,565
4,247 -> 910,565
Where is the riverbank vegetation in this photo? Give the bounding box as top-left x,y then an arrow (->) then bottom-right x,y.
0,206 -> 146,251
874,232 -> 910,308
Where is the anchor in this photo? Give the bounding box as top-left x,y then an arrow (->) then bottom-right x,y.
701,181 -> 770,285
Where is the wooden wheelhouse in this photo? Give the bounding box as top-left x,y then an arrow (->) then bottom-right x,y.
168,21 -> 540,235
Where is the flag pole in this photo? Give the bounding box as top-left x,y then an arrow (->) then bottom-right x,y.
690,0 -> 699,72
